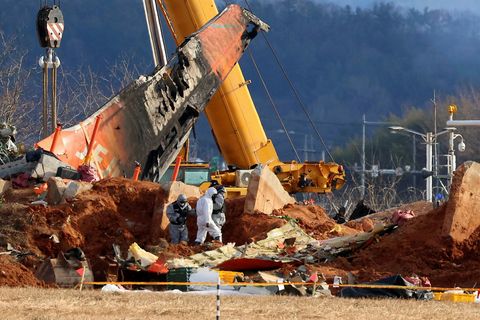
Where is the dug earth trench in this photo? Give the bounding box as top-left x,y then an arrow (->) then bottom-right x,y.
1,161 -> 480,288
321,162 -> 480,287
0,177 -> 352,286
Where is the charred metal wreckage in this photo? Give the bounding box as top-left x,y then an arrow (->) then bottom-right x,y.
33,5 -> 269,180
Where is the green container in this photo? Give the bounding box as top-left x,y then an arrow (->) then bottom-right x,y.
166,268 -> 193,292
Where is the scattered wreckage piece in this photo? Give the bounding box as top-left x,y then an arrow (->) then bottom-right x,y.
0,178 -> 11,195
36,4 -> 269,181
35,248 -> 93,288
0,149 -> 77,183
340,274 -> 433,300
299,223 -> 397,261
391,210 -> 415,226
0,243 -> 34,260
174,218 -> 387,270
216,258 -> 284,271
167,221 -> 315,269
348,200 -> 376,221
0,123 -> 19,164
128,242 -> 160,268
114,243 -> 169,283
244,166 -> 295,214
46,177 -> 93,205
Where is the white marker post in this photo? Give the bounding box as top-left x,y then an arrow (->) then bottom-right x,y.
216,275 -> 220,320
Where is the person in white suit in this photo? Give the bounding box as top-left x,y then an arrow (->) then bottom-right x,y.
194,187 -> 222,245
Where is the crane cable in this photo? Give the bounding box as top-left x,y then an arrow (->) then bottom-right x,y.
243,0 -> 336,163
223,0 -> 300,161
246,48 -> 301,162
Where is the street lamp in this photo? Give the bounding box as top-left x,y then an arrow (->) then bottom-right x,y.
446,127 -> 465,186
390,126 -> 432,202
389,126 -> 451,202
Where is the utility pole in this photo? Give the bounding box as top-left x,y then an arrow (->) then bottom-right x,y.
360,115 -> 396,199
445,105 -> 466,187
297,134 -> 314,162
412,136 -> 416,190
361,114 -> 366,199
389,126 -> 452,203
425,132 -> 433,202
431,91 -> 440,200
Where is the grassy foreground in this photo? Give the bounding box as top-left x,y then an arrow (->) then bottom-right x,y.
0,287 -> 478,320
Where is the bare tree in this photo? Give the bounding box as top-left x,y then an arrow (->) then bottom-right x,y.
56,55 -> 143,128
0,31 -> 36,141
0,28 -> 146,150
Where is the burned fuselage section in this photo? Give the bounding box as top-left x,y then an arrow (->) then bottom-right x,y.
141,41 -> 219,181
36,5 -> 269,179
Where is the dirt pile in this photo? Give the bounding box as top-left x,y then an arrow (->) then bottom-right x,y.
1,176 -> 355,286
322,162 -> 480,287
222,197 -> 286,244
0,178 -> 163,283
323,204 -> 480,287
220,200 -> 358,244
5,162 -> 480,290
0,256 -> 44,287
29,178 -> 162,258
274,204 -> 357,239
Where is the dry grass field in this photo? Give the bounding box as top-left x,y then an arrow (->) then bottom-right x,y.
0,287 -> 478,320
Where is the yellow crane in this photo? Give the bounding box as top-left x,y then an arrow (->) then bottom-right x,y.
160,0 -> 345,194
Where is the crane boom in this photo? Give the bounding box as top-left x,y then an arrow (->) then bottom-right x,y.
161,0 -> 345,193
162,0 -> 278,169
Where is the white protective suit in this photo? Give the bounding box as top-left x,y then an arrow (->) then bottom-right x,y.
195,187 -> 222,244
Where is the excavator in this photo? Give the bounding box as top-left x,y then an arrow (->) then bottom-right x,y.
35,1 -> 345,196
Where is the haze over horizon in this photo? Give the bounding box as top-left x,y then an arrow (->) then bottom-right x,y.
319,0 -> 480,13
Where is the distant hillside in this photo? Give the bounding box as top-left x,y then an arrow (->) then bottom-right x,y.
2,0 -> 480,161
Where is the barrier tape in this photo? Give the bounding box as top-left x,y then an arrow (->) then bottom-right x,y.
80,281 -> 479,292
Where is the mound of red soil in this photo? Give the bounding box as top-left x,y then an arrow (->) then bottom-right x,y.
0,178 -> 164,284
321,203 -> 480,287
222,198 -> 286,244
12,176 -> 462,290
273,203 -> 357,239
27,178 -> 162,258
0,256 -> 44,287
345,218 -> 375,232
318,162 -> 480,287
220,199 -> 358,244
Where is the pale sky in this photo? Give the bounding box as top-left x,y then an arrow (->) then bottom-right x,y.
323,0 -> 480,13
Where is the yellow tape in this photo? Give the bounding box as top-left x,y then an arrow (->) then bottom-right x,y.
81,281 -> 479,292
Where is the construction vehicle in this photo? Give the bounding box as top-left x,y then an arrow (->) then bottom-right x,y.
35,1 -> 345,196
159,0 -> 345,195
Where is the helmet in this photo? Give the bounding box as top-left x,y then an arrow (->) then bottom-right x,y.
177,194 -> 188,204
209,180 -> 219,187
216,185 -> 226,194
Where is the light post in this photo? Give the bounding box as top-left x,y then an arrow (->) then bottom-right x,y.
361,114 -> 395,199
362,114 -> 366,199
389,126 -> 451,202
446,105 -> 466,187
447,130 -> 464,185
